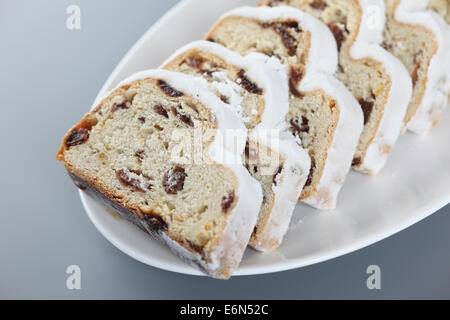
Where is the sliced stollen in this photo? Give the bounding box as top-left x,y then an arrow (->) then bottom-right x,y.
259,0 -> 413,175
206,6 -> 363,210
428,0 -> 450,24
56,69 -> 263,279
426,0 -> 450,109
383,0 -> 449,134
162,40 -> 311,251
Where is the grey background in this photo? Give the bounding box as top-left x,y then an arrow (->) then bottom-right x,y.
0,0 -> 449,300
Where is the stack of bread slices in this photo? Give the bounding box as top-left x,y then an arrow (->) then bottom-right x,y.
56,0 -> 449,279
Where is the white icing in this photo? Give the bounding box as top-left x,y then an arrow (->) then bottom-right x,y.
300,74 -> 364,209
113,69 -> 262,278
213,6 -> 363,209
393,0 -> 450,134
208,70 -> 250,123
244,54 -> 311,251
350,0 -> 413,174
257,2 -> 412,174
116,69 -> 248,156
250,131 -> 311,251
161,40 -> 291,130
162,40 -> 311,251
357,0 -> 386,43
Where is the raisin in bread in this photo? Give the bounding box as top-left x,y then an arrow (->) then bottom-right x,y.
206,6 -> 363,210
383,0 -> 449,134
259,0 -> 413,175
162,40 -> 311,251
56,70 -> 263,279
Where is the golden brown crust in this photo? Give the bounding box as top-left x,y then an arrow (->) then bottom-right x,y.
65,170 -> 218,272
56,84 -> 131,162
57,76 -> 249,279
297,89 -> 339,200
349,59 -> 391,169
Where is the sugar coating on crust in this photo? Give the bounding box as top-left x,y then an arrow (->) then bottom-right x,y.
58,70 -> 263,279
351,0 -> 412,173
206,6 -> 363,209
240,53 -> 311,250
161,40 -> 291,130
428,0 -> 450,25
259,0 -> 412,175
163,41 -> 311,250
384,0 -> 449,134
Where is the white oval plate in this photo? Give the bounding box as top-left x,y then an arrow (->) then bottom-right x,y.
80,0 -> 450,276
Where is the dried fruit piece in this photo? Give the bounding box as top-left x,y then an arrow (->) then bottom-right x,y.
290,116 -> 310,135
186,56 -> 204,69
219,95 -> 230,104
273,165 -> 284,186
290,67 -> 304,85
221,192 -> 235,213
184,56 -> 217,77
381,42 -> 393,51
330,101 -> 336,110
143,213 -> 168,232
186,240 -> 204,255
305,171 -> 313,187
163,166 -> 187,195
289,82 -> 304,98
261,21 -> 301,56
171,106 -> 194,127
310,0 -> 327,10
267,0 -> 283,7
305,157 -> 316,187
112,100 -> 130,112
358,98 -> 374,125
352,157 -> 362,167
289,67 -> 305,98
65,128 -> 89,147
116,169 -> 147,193
327,23 -> 346,51
138,117 -> 146,123
157,80 -> 184,97
237,70 -> 263,94
135,150 -> 145,160
153,105 -> 169,118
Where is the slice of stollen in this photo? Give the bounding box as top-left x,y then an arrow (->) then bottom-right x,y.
206,6 -> 363,209
259,0 -> 413,174
162,40 -> 311,251
428,0 -> 450,105
384,0 -> 449,134
56,70 -> 263,279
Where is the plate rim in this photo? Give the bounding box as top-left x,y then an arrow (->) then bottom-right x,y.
81,190 -> 450,277
78,0 -> 450,277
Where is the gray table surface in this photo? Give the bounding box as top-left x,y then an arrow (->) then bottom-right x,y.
1,0 -> 449,300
